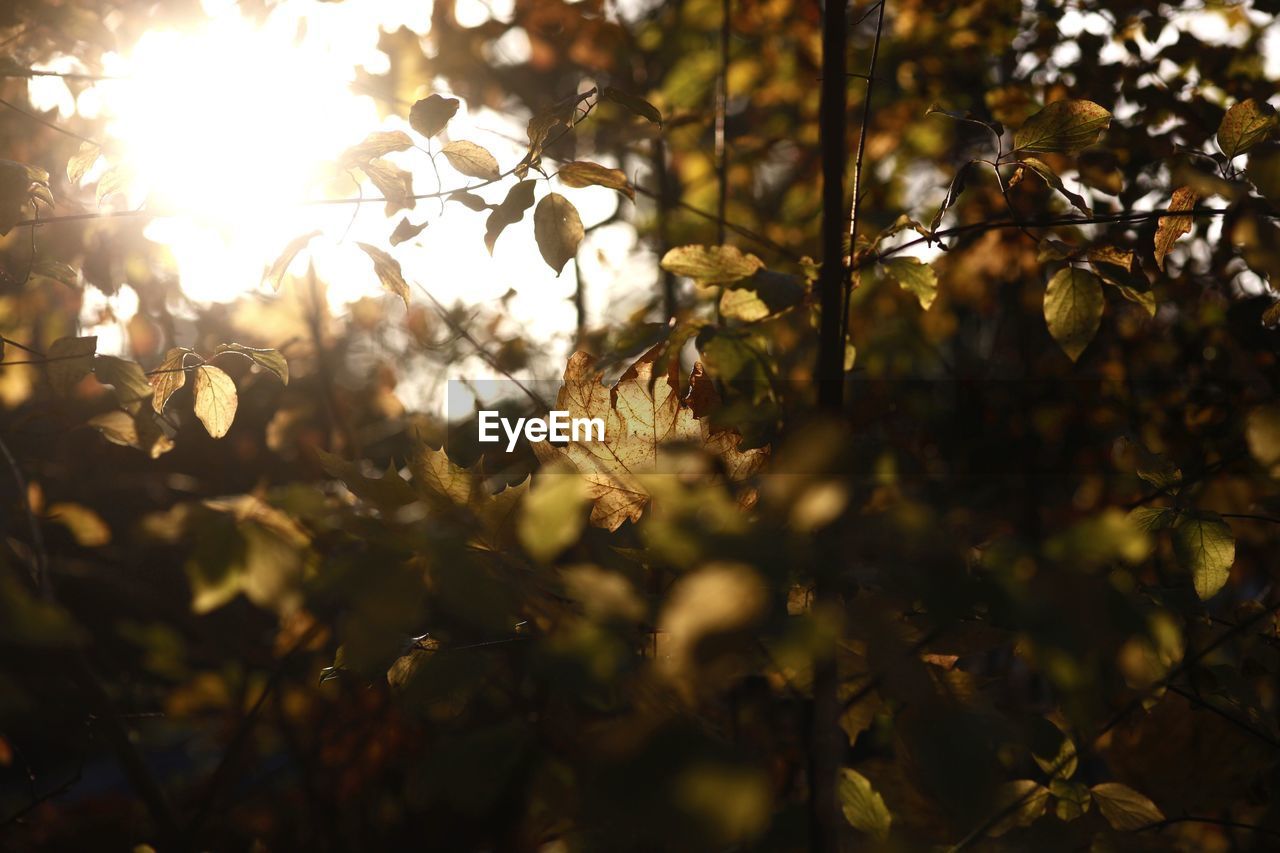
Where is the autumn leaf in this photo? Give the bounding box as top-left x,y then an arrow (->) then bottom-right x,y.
389,217 -> 428,246
340,130 -> 414,165
215,343 -> 288,384
1154,187 -> 1197,271
660,245 -> 764,285
357,242 -> 411,307
359,159 -> 415,216
1173,512 -> 1234,600
1217,99 -> 1278,160
89,410 -> 174,458
30,260 -> 79,288
96,163 -> 133,206
440,141 -> 501,181
533,192 -> 584,275
1090,783 -> 1164,831
94,355 -> 153,412
409,94 -> 459,138
1043,267 -> 1103,361
66,141 -> 100,185
1019,156 -> 1091,215
47,335 -> 97,395
264,230 -> 321,289
557,161 -> 634,200
530,346 -> 768,531
601,86 -> 662,126
838,768 -> 892,841
484,180 -> 536,254
1013,99 -> 1111,154
880,257 -> 938,309
150,347 -> 194,413
193,364 -> 238,438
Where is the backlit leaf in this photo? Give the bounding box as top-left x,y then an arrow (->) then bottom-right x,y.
440,141 -> 501,181
95,163 -> 133,206
356,242 -> 411,307
359,158 -> 415,216
1019,156 -> 1091,215
1090,783 -> 1164,831
557,161 -> 634,199
660,245 -> 764,285
838,768 -> 892,841
484,180 -> 536,254
47,335 -> 97,395
1217,99 -> 1278,160
1173,512 -> 1234,600
94,355 -> 153,413
881,257 -> 938,309
930,160 -> 975,233
389,217 -> 428,246
193,364 -> 238,439
601,86 -> 662,126
340,130 -> 414,164
409,94 -> 459,138
264,230 -> 321,290
1050,779 -> 1092,821
30,259 -> 78,288
66,141 -> 100,185
517,466 -> 589,562
88,410 -> 174,458
215,343 -> 289,385
990,781 -> 1050,837
0,159 -> 35,234
150,347 -> 194,414
1154,187 -> 1197,271
1043,267 -> 1103,361
1013,99 -> 1111,154
533,192 -> 584,275
48,502 -> 110,547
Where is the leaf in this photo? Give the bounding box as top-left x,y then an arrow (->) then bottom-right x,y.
1154,187 -> 1197,271
88,410 -> 174,458
66,141 -> 100,185
340,130 -> 414,164
989,781 -> 1051,837
837,768 -> 892,841
408,94 -> 459,138
30,259 -> 79,288
440,141 -> 501,181
521,89 -> 595,178
48,502 -> 110,547
192,364 -> 238,439
1013,99 -> 1111,154
0,159 -> 35,235
881,257 -> 938,309
1032,725 -> 1078,780
356,242 -> 411,307
1019,156 -> 1091,215
264,230 -> 321,290
389,217 -> 428,246
1050,779 -> 1092,821
359,159 -> 415,216
1129,506 -> 1178,532
530,347 -> 768,531
717,270 -> 806,322
557,161 -> 634,200
533,192 -> 584,275
660,245 -> 764,285
1090,783 -> 1164,831
215,343 -> 289,384
601,86 -> 662,126
517,467 -> 589,562
95,163 -> 133,206
448,190 -> 492,212
484,180 -> 536,254
1043,267 -> 1103,361
1088,246 -> 1155,317
94,355 -> 153,413
150,347 -> 193,413
1217,99 -> 1279,160
930,160 -> 975,233
317,448 -> 418,511
1173,512 -> 1234,600
46,335 -> 97,395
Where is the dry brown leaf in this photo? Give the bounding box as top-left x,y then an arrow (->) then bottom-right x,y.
1154,187 -> 1197,271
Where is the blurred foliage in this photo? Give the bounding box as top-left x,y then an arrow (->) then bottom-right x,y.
0,0 -> 1280,851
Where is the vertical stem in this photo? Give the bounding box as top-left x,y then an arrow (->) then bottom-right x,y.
651,136 -> 678,319
813,0 -> 848,850
573,255 -> 587,345
715,0 -> 731,245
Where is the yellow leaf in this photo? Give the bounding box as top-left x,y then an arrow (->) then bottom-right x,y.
440,140 -> 501,181
556,161 -> 634,199
193,364 -> 238,438
356,242 -> 411,307
661,244 -> 763,285
150,347 -> 193,413
1043,267 -> 1103,361
48,502 -> 111,547
46,335 -> 97,395
533,192 -> 584,275
1217,99 -> 1278,159
1090,782 -> 1164,831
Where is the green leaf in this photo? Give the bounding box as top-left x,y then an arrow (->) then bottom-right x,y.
837,768 -> 891,841
556,161 -> 635,200
215,343 -> 289,385
1043,267 -> 1103,361
1013,99 -> 1111,154
484,180 -> 536,254
94,355 -> 153,412
389,217 -> 428,246
989,780 -> 1051,837
880,257 -> 938,309
1173,512 -> 1234,600
192,364 -> 238,438
1049,779 -> 1092,821
66,141 -> 100,185
440,140 -> 501,181
46,335 -> 97,395
1129,506 -> 1178,532
660,245 -> 764,285
264,230 -> 321,290
517,469 -> 589,562
1090,783 -> 1164,831
1217,99 -> 1278,160
150,347 -> 194,413
1018,156 -> 1091,215
533,192 -> 584,275
356,242 -> 411,307
601,86 -> 662,126
409,94 -> 459,138
359,158 -> 415,216
1154,187 -> 1197,272
340,130 -> 414,165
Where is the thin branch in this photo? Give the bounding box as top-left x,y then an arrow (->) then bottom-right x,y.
0,96 -> 98,146
1135,815 -> 1280,839
1165,684 -> 1280,750
715,0 -> 731,246
0,433 -> 48,597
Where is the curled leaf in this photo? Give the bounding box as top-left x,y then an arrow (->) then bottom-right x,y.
1019,156 -> 1091,215
484,180 -> 536,254
601,86 -> 662,126
356,242 -> 411,307
264,230 -> 321,289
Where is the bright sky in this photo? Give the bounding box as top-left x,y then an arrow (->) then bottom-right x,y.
27,0 -> 650,396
